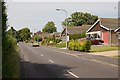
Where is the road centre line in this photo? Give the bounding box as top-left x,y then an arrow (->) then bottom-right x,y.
49,60 -> 54,63
67,71 -> 79,78
43,47 -> 118,67
41,54 -> 43,56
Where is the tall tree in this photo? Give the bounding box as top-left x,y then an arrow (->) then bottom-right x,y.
42,21 -> 57,33
62,12 -> 98,26
18,28 -> 31,41
2,2 -> 19,78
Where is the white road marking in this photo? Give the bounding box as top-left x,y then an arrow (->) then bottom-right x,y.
90,59 -> 118,67
49,60 -> 54,63
74,55 -> 118,67
41,54 -> 43,56
67,71 -> 79,78
43,47 -> 118,67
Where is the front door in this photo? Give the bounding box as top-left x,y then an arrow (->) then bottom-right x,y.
102,32 -> 109,44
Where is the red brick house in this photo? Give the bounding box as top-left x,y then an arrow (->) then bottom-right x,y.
86,18 -> 120,45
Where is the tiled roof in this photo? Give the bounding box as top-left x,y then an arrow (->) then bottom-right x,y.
61,25 -> 91,34
100,18 -> 119,30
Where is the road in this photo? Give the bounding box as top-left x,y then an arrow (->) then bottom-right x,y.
19,43 -> 118,78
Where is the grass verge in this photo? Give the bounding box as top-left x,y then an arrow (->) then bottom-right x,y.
90,45 -> 118,52
53,42 -> 66,48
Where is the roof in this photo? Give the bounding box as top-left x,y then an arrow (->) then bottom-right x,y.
86,19 -> 109,33
100,18 -> 119,30
115,27 -> 120,32
52,32 -> 61,37
61,25 -> 91,35
86,18 -> 119,33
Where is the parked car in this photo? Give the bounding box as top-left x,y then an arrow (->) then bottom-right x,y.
32,42 -> 39,47
86,38 -> 104,45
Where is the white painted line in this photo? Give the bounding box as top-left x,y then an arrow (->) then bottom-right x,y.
67,71 -> 79,78
41,54 -> 43,56
74,55 -> 118,67
90,59 -> 118,67
43,47 -> 118,67
49,60 -> 54,63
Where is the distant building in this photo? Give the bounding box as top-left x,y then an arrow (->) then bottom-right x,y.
52,32 -> 61,39
61,25 -> 91,41
34,31 -> 53,38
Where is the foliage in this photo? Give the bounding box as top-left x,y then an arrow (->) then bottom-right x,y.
41,36 -> 62,45
68,40 -> 91,52
2,2 -> 19,78
33,35 -> 42,42
7,27 -> 17,38
69,32 -> 86,40
18,28 -> 31,42
42,21 -> 57,33
62,12 -> 98,26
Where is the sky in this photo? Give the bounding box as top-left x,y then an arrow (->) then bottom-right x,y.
6,1 -> 119,32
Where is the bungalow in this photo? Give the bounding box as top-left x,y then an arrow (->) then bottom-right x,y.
61,25 -> 91,41
34,31 -> 53,38
86,18 -> 120,45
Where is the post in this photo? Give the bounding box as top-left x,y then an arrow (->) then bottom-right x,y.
56,8 -> 68,49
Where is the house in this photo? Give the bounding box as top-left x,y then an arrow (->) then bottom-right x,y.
86,18 -> 120,45
61,25 -> 91,41
52,32 -> 61,39
34,31 -> 53,38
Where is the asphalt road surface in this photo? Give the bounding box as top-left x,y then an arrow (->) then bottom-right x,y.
19,43 -> 118,78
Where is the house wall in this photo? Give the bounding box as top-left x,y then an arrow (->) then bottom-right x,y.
87,21 -> 109,44
111,31 -> 117,44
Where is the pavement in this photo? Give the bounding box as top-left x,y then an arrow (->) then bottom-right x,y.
87,50 -> 119,57
19,43 -> 118,78
60,47 -> 119,58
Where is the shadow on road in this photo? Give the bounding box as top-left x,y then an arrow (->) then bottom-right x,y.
20,60 -> 73,78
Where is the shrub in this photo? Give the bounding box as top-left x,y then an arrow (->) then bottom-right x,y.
41,37 -> 62,45
69,32 -> 86,40
68,40 -> 91,52
33,35 -> 42,42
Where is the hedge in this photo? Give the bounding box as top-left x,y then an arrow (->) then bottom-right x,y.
68,39 -> 92,52
69,32 -> 86,40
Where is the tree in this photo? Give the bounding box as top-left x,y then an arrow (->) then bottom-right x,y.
42,21 -> 57,33
33,35 -> 42,42
2,2 -> 19,78
18,28 -> 31,42
7,27 -> 17,38
62,12 -> 98,26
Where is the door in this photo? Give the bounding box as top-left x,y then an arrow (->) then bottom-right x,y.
102,32 -> 109,44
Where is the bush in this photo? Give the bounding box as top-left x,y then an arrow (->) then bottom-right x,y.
33,35 -> 42,42
41,36 -> 62,45
68,40 -> 91,52
69,32 -> 86,40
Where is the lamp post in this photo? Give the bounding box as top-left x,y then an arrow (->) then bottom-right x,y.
56,8 -> 68,49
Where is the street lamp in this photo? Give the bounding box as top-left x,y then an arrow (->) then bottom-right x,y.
56,8 -> 68,49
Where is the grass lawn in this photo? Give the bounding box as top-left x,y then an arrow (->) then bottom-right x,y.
90,45 -> 118,52
53,42 -> 66,48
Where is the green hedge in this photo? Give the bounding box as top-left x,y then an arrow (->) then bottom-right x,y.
41,37 -> 62,45
68,39 -> 91,52
69,32 -> 86,40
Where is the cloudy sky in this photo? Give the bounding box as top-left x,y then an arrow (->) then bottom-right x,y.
6,1 -> 119,32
